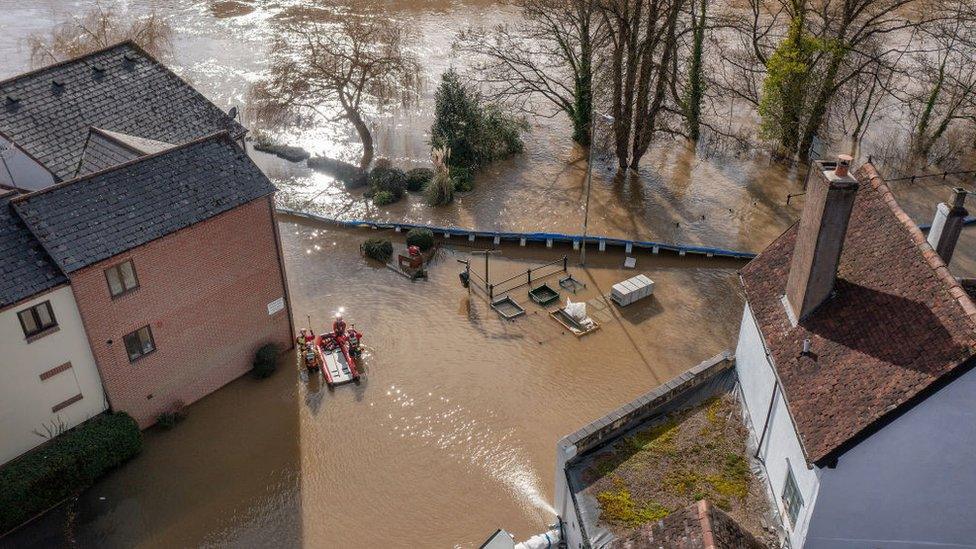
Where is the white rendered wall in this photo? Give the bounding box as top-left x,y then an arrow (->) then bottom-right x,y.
0,286 -> 108,465
735,304 -> 822,548
0,134 -> 55,191
804,365 -> 976,548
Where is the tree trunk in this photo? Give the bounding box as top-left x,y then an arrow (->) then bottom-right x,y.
346,106 -> 374,170
686,0 -> 707,141
798,49 -> 844,161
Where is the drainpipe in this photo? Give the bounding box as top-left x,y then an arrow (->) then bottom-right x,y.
753,380 -> 778,461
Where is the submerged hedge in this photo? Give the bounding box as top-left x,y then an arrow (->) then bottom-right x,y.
0,412 -> 142,534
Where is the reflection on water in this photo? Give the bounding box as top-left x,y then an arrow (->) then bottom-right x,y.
4,1 -> 975,547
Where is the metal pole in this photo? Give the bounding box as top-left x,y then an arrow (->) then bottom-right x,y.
581,110 -> 596,266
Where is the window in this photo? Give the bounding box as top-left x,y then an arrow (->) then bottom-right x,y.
124,326 -> 156,362
18,301 -> 57,338
105,260 -> 139,297
782,460 -> 804,528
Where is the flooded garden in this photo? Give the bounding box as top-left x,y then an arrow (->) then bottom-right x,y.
2,0 -> 976,547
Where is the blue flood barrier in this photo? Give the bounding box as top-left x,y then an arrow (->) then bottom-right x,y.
277,207 -> 758,260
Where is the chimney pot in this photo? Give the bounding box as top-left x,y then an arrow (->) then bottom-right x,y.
785,160 -> 860,322
835,155 -> 853,178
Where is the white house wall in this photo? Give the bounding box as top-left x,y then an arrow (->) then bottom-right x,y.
0,134 -> 55,191
735,304 -> 821,548
0,286 -> 108,465
804,365 -> 976,548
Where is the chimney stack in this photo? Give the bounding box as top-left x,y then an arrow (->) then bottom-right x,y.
784,156 -> 860,322
926,187 -> 968,265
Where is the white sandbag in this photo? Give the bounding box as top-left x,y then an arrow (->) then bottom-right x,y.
565,298 -> 587,322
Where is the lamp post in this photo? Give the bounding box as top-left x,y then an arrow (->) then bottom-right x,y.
581,111 -> 614,266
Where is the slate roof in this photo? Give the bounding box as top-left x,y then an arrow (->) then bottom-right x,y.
0,41 -> 245,181
609,500 -> 767,549
740,163 -> 976,465
76,128 -> 174,177
11,133 -> 276,273
0,191 -> 67,309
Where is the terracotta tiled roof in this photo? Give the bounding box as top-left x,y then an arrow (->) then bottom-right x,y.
609,500 -> 767,549
740,163 -> 976,465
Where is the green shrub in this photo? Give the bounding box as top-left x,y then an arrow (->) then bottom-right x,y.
452,166 -> 474,192
156,402 -> 186,430
430,69 -> 526,191
405,168 -> 434,192
373,190 -> 396,206
252,343 -> 280,379
363,238 -> 394,262
424,169 -> 454,206
0,413 -> 141,533
367,166 -> 407,203
406,228 -> 435,251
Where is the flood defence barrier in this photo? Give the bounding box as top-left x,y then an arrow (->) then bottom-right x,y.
276,208 -> 758,260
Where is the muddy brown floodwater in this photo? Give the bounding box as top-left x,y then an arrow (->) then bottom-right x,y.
4,221 -> 746,548
2,0 -> 975,547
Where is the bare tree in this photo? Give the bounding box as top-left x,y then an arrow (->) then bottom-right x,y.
256,14 -> 420,169
598,0 -> 688,169
905,0 -> 976,159
27,3 -> 172,67
458,0 -> 605,145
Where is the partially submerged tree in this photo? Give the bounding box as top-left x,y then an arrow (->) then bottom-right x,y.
257,13 -> 420,169
459,0 -> 605,145
430,69 -> 527,190
27,3 -> 172,66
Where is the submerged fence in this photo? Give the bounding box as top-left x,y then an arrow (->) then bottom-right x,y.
276,208 -> 758,260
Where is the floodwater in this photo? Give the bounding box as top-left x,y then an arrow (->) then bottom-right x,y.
3,222 -> 747,548
2,1 -> 975,547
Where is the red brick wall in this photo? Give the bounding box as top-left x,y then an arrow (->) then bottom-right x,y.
70,197 -> 292,428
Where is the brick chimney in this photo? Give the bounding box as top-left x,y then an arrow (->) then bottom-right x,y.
926,187 -> 968,264
784,155 -> 859,322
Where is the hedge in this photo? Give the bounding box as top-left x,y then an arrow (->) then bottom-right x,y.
0,412 -> 142,534
367,166 -> 407,204
363,238 -> 393,262
406,228 -> 435,251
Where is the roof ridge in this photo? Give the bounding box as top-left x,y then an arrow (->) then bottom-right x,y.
0,40 -> 140,89
856,162 -> 976,330
10,131 -> 233,203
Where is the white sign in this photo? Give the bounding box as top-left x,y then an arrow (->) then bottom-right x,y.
267,297 -> 285,315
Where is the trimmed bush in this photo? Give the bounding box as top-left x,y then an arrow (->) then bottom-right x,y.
363,238 -> 393,262
373,191 -> 396,206
406,228 -> 435,251
0,413 -> 142,533
367,166 -> 408,204
405,168 -> 434,192
252,343 -> 281,379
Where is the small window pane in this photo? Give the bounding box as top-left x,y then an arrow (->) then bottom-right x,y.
36,303 -> 53,327
120,261 -> 138,290
106,267 -> 124,296
19,309 -> 38,334
124,326 -> 155,362
782,463 -> 804,528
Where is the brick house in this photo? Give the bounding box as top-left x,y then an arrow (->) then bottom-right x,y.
735,158 -> 976,548
11,134 -> 292,427
0,42 -> 293,435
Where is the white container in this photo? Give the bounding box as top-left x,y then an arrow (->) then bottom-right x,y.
611,274 -> 655,306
